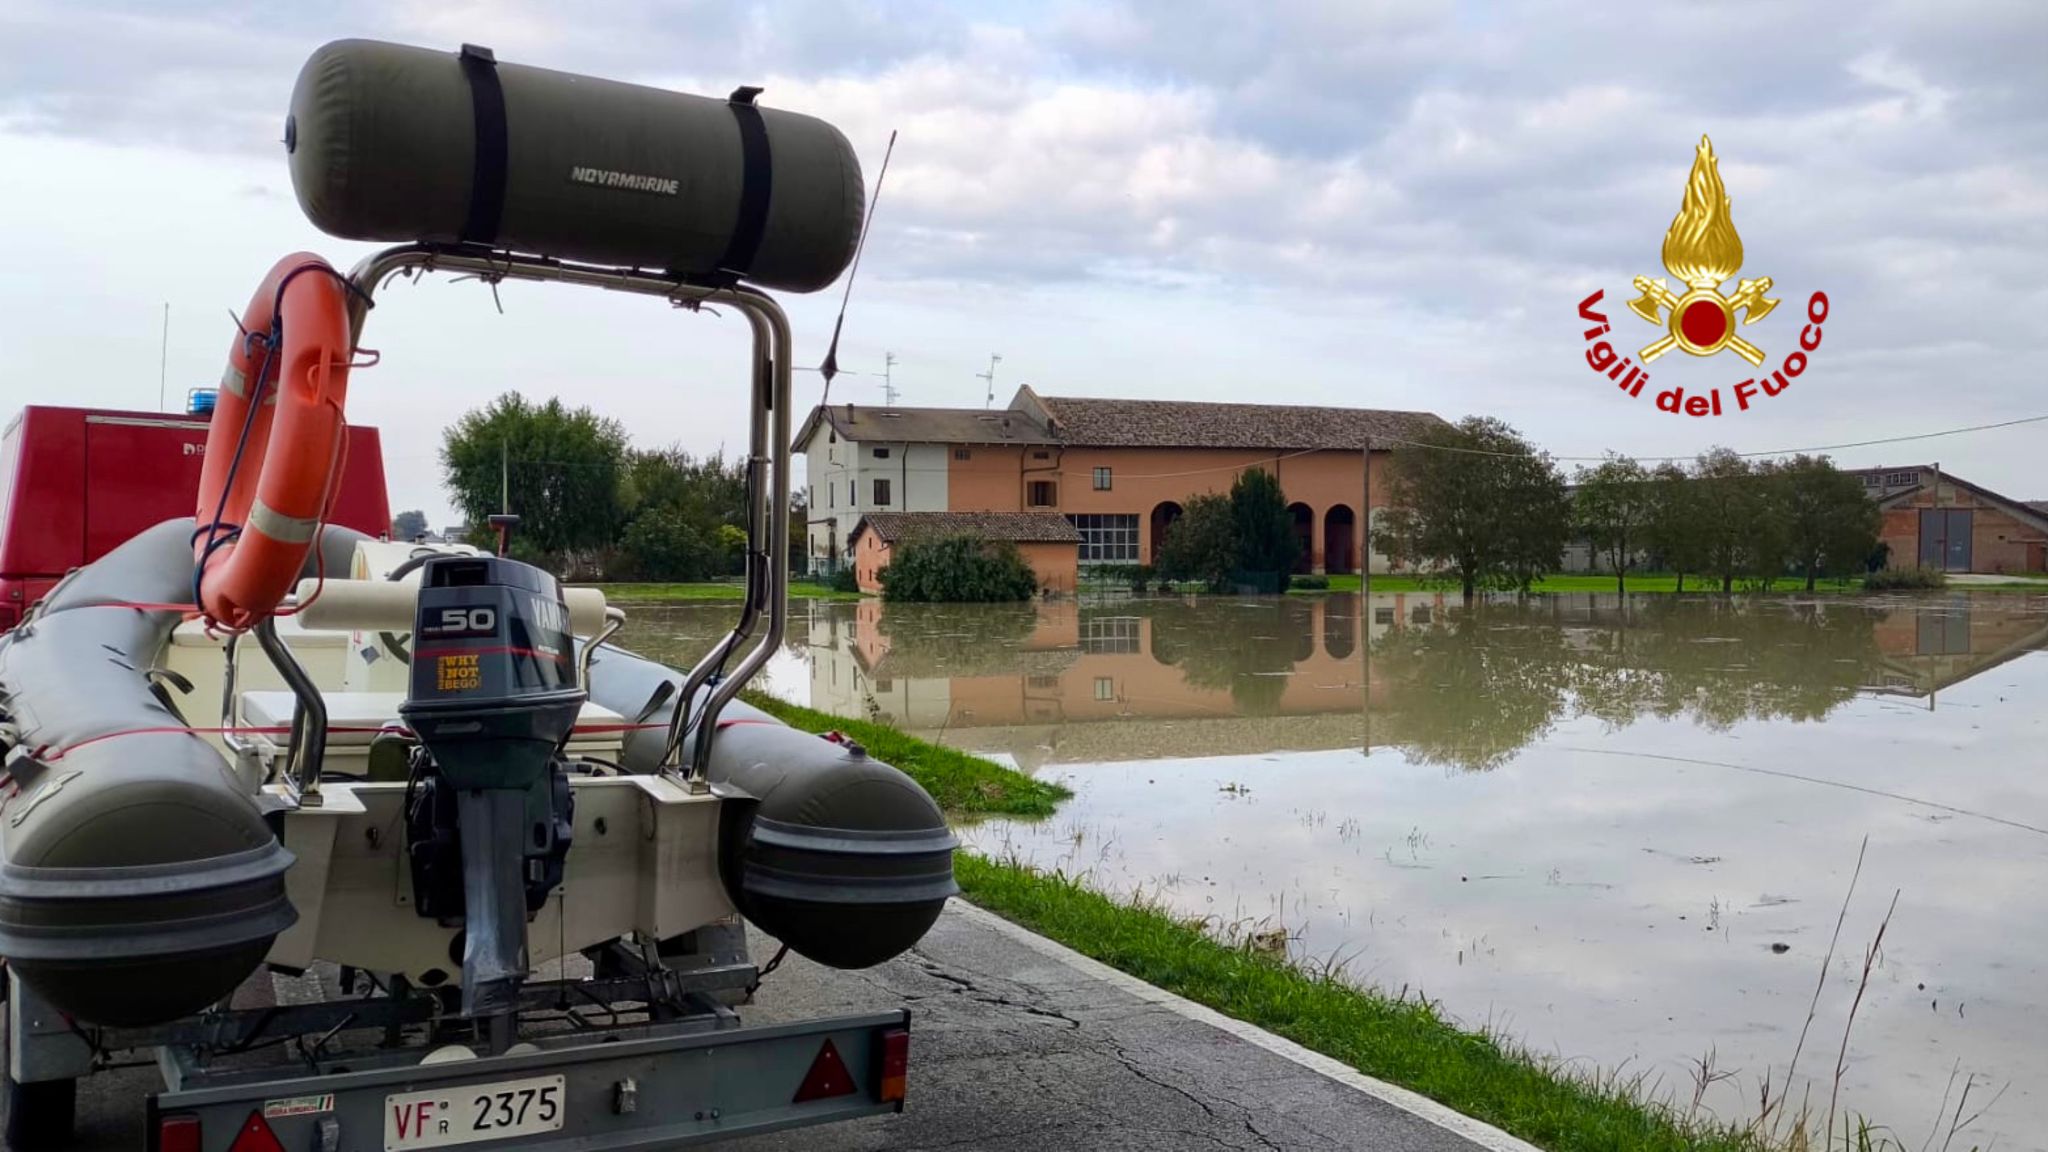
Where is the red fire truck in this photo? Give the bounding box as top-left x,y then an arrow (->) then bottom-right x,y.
0,404 -> 391,631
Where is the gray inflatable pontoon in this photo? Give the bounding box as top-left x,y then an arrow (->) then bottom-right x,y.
0,522 -> 955,1027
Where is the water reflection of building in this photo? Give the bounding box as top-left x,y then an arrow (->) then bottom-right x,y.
799,594 -> 2048,772
1868,595 -> 2048,699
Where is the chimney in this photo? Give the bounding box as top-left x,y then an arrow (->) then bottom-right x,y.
844,401 -> 855,425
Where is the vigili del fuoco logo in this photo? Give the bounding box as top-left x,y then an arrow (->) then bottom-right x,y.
1577,136 -> 1829,417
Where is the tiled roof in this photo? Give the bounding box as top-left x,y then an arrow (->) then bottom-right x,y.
1024,391 -> 1451,450
794,403 -> 1057,450
850,511 -> 1083,545
2029,500 -> 2048,517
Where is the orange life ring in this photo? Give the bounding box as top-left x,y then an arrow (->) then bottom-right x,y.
193,253 -> 354,630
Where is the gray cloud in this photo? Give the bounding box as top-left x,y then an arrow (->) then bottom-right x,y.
0,0 -> 2044,498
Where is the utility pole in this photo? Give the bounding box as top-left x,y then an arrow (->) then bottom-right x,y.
501,438 -> 510,514
1361,435 -> 1372,597
977,354 -> 1002,408
882,352 -> 899,407
1362,433 -> 1373,756
158,302 -> 170,412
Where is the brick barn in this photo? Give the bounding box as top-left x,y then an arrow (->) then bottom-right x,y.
1854,465 -> 2048,575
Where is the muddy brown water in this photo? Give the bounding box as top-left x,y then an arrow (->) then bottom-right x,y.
617,590 -> 2048,1147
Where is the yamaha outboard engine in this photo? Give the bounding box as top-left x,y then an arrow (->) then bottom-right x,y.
398,556 -> 581,1022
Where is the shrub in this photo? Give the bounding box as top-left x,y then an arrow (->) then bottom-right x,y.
1290,574 -> 1330,590
828,564 -> 861,594
1156,494 -> 1239,592
1861,566 -> 1947,591
880,533 -> 1038,603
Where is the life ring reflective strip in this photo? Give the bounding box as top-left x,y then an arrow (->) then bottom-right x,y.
192,253 -> 354,630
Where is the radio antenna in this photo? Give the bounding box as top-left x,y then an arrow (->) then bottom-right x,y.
818,128 -> 897,405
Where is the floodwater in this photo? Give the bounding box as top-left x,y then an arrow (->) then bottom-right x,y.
616,590 -> 2048,1146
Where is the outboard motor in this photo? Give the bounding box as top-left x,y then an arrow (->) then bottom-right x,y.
398,556 -> 580,1021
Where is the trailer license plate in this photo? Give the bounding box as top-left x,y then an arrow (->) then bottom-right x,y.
384,1075 -> 565,1149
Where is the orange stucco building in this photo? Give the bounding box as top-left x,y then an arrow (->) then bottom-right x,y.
796,386 -> 1450,576
844,511 -> 1082,596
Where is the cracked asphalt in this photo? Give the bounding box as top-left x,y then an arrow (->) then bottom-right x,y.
725,902 -> 1503,1151
36,902 -> 1507,1150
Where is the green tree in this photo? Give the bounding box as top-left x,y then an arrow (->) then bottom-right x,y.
880,534 -> 1038,603
1155,494 -> 1238,592
617,506 -> 717,580
1645,461 -> 1702,591
1229,468 -> 1299,594
390,509 -> 428,541
1374,417 -> 1570,602
615,446 -> 752,580
1573,455 -> 1655,594
1691,448 -> 1762,593
1771,454 -> 1881,590
442,393 -> 627,570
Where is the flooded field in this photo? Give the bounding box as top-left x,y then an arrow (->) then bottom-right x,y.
617,590 -> 2048,1146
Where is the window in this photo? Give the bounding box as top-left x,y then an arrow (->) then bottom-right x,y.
873,478 -> 892,506
1884,471 -> 1918,487
1094,677 -> 1116,701
1410,606 -> 1432,624
873,447 -> 891,459
1028,480 -> 1057,507
1033,451 -> 1051,460
1069,514 -> 1139,563
1026,674 -> 1060,690
829,431 -> 837,444
1093,466 -> 1112,491
876,677 -> 894,692
954,448 -> 972,461
1374,607 -> 1395,625
828,483 -> 835,509
1862,474 -> 1882,487
1081,615 -> 1141,653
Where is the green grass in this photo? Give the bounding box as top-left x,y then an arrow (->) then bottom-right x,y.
956,855 -> 1785,1151
579,580 -> 861,602
738,690 -> 1070,819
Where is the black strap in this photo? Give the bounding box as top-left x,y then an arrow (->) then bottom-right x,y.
458,44 -> 509,245
716,86 -> 773,279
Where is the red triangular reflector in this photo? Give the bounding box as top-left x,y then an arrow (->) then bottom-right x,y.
227,1110 -> 287,1152
793,1038 -> 857,1102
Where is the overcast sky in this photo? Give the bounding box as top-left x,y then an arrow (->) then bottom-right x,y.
2,0 -> 2043,525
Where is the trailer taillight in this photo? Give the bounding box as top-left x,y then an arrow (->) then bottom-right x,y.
878,1028 -> 909,1104
157,1113 -> 201,1152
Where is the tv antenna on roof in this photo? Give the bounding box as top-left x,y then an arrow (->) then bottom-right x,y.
978,354 -> 1002,409
881,351 -> 899,407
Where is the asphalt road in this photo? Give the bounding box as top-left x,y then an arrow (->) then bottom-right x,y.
26,902 -> 1528,1151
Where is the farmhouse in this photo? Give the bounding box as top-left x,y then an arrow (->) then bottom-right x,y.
796,387 -> 1451,579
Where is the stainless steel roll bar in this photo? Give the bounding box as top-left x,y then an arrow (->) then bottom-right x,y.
328,244 -> 793,789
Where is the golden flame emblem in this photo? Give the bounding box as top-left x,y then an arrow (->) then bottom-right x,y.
1626,136 -> 1778,365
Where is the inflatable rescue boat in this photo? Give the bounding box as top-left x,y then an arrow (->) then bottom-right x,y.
0,36 -> 955,1038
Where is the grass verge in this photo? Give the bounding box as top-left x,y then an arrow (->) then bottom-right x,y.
738,690 -> 1070,819
579,580 -> 861,602
955,854 -> 1776,1152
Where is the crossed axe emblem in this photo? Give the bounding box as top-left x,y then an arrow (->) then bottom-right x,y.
1626,275 -> 1778,366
